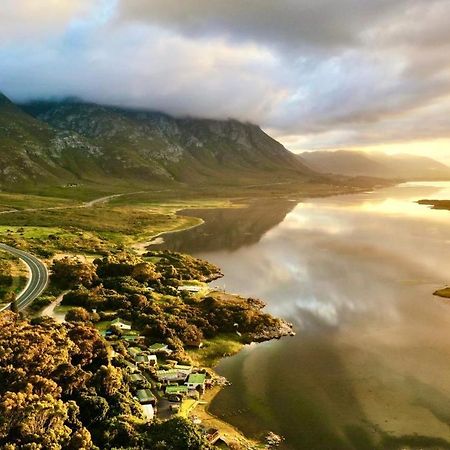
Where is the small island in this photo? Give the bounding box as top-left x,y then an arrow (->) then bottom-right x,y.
434,287 -> 450,299
417,199 -> 450,211
418,200 -> 450,300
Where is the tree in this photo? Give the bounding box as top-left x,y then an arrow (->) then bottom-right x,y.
77,395 -> 109,425
132,262 -> 161,283
66,307 -> 91,323
144,417 -> 213,450
67,426 -> 94,450
0,386 -> 71,448
92,365 -> 123,398
51,257 -> 97,288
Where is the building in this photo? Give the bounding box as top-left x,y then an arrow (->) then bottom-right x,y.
128,347 -> 141,358
135,354 -> 158,367
111,318 -> 132,330
148,343 -> 172,355
178,285 -> 203,293
165,385 -> 189,396
142,404 -> 154,421
130,373 -> 146,383
136,389 -> 157,406
156,366 -> 192,383
185,373 -> 207,391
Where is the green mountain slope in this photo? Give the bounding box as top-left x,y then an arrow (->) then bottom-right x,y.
23,100 -> 318,186
0,93 -> 106,187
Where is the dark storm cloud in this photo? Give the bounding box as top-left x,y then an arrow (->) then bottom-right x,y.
117,0 -> 412,50
1,0 -> 450,157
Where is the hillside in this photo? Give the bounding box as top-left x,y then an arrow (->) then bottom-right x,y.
16,98 -> 318,188
0,93 -> 106,187
0,92 -> 321,191
300,150 -> 450,180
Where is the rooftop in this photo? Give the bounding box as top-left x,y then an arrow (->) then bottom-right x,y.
111,318 -> 132,326
166,385 -> 189,395
130,373 -> 145,382
136,389 -> 156,403
187,373 -> 206,385
149,343 -> 168,350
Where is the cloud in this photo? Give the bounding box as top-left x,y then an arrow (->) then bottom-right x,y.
0,0 -> 449,159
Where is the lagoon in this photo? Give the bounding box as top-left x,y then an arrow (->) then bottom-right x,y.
155,182 -> 450,450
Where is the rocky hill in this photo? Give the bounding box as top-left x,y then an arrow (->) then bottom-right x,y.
0,95 -> 317,189
0,93 -> 107,187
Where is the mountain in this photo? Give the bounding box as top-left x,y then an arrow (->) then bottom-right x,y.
1,97 -> 316,188
0,93 -> 107,187
300,150 -> 450,180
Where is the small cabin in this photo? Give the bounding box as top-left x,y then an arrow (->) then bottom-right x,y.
148,343 -> 172,355
142,404 -> 154,421
111,318 -> 132,330
135,353 -> 158,367
136,388 -> 157,406
185,373 -> 206,391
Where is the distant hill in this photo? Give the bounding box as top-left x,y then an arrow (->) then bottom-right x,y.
300,150 -> 450,180
0,96 -> 316,189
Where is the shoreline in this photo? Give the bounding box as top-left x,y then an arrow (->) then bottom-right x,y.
133,216 -> 205,254
130,185 -> 389,446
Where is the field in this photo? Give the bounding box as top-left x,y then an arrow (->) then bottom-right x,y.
0,179 -> 372,258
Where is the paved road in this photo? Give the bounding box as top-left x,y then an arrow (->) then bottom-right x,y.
0,243 -> 49,312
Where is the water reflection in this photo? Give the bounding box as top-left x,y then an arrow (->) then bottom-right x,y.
150,198 -> 296,253
157,182 -> 450,450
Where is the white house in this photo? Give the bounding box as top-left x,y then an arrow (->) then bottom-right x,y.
142,404 -> 154,421
111,318 -> 132,330
185,373 -> 207,391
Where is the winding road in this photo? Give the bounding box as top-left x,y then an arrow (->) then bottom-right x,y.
0,243 -> 48,312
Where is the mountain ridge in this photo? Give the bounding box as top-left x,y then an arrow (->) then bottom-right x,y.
0,91 -> 321,190
300,150 -> 450,180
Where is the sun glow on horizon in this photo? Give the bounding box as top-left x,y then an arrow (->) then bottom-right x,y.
353,139 -> 450,165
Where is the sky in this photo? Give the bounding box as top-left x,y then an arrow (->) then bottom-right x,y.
1,0 -> 450,164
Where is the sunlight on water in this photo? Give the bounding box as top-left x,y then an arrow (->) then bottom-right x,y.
160,182 -> 450,450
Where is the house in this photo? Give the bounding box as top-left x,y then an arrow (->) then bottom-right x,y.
136,389 -> 157,406
166,385 -> 189,396
142,404 -> 154,421
156,366 -> 192,383
122,334 -> 142,343
130,373 -> 146,383
111,318 -> 132,330
128,347 -> 141,358
130,373 -> 149,389
178,285 -> 203,293
166,385 -> 189,403
205,428 -> 221,445
135,354 -> 158,367
185,373 -> 206,391
174,364 -> 192,373
148,343 -> 172,355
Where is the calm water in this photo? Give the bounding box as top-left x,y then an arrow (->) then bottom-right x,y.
155,182 -> 450,450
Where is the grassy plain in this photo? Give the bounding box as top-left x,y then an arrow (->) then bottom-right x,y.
0,179 -> 368,258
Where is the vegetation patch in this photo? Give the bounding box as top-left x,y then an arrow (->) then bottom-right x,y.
0,250 -> 27,303
0,312 -> 213,449
52,251 -> 291,363
418,199 -> 450,211
434,287 -> 450,299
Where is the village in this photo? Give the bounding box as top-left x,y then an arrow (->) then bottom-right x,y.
103,316 -> 232,449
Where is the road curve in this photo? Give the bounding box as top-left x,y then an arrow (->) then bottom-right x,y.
0,243 -> 49,312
